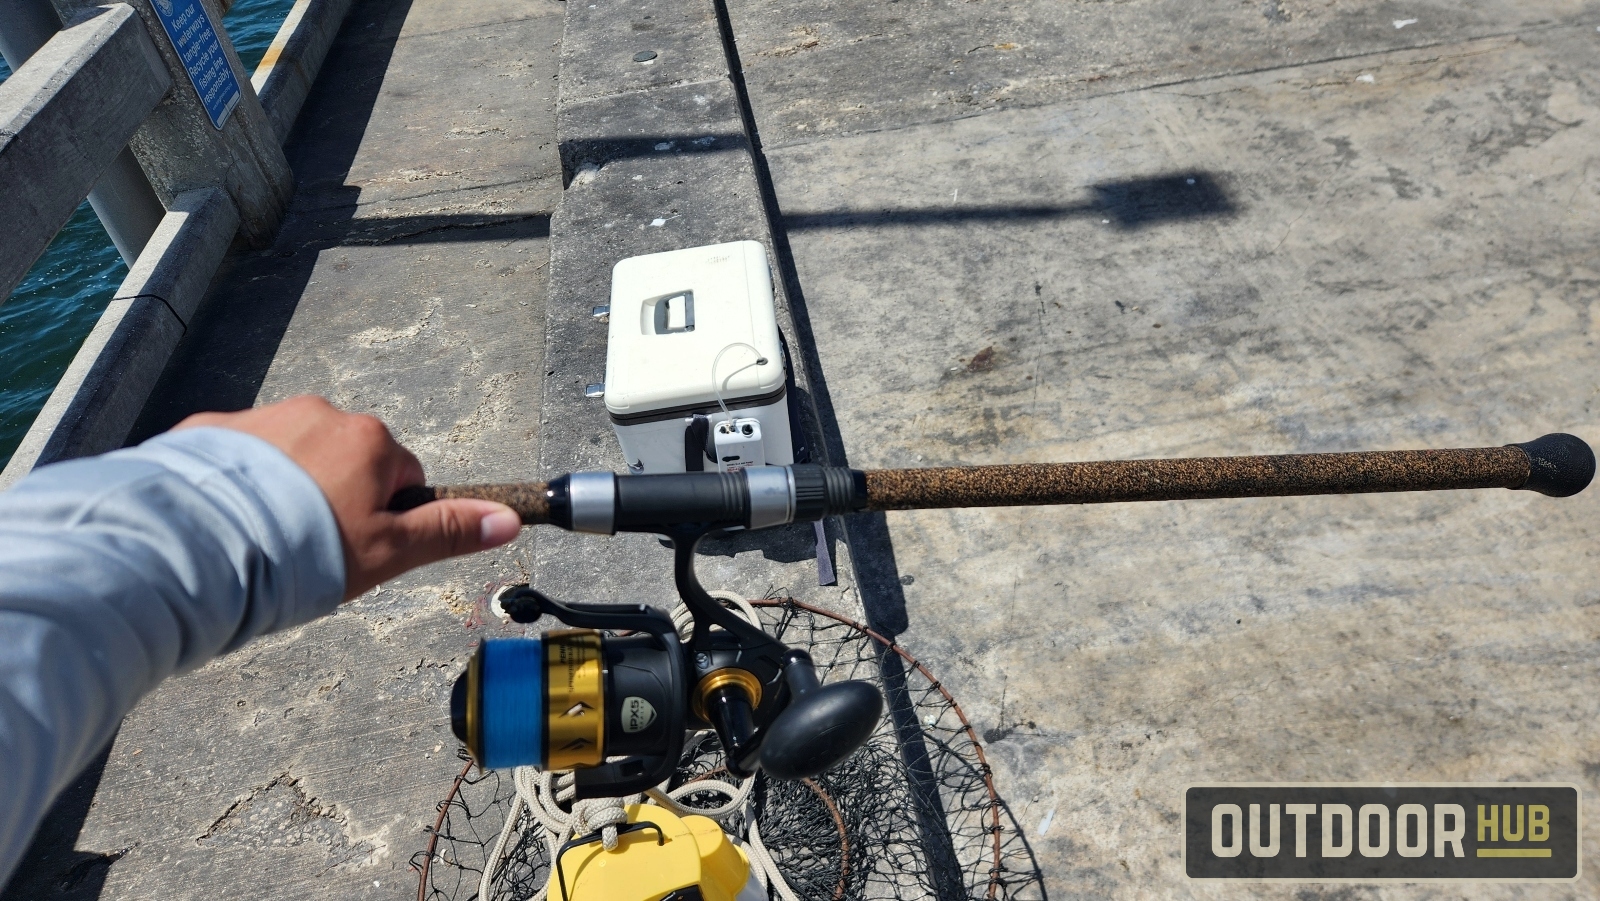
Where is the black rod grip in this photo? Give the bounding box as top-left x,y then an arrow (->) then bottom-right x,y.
791,464 -> 869,521
612,471 -> 747,530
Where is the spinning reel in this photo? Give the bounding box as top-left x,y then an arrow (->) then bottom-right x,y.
446,469 -> 884,798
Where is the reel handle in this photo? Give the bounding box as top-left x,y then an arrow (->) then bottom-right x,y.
758,650 -> 884,780
702,679 -> 762,779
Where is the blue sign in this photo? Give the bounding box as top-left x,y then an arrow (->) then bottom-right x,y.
150,0 -> 241,130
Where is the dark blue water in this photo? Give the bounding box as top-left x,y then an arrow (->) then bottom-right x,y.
0,0 -> 297,468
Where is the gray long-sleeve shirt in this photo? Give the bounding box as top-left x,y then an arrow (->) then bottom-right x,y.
0,427 -> 346,887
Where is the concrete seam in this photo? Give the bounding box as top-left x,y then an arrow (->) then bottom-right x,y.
707,0 -> 946,637
706,0 -> 843,470
339,211 -> 551,246
288,175 -> 558,216
756,26 -> 1564,153
121,291 -> 188,332
558,74 -> 730,109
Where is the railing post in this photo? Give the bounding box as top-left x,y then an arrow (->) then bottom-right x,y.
0,0 -> 165,264
56,0 -> 294,247
0,4 -> 173,302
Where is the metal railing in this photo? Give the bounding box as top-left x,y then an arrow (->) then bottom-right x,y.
0,0 -> 354,487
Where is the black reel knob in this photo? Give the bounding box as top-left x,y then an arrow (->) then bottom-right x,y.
759,650 -> 883,780
702,678 -> 762,778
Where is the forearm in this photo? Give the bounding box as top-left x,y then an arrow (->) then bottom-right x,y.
0,428 -> 344,886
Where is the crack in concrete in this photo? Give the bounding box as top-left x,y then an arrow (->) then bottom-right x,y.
198,773 -> 381,873
340,211 -> 552,245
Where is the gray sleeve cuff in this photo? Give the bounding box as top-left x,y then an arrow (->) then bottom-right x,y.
125,427 -> 347,645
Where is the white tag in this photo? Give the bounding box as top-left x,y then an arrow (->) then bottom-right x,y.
621,696 -> 658,733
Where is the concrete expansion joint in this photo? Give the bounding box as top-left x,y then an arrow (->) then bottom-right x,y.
341,211 -> 553,246
558,74 -> 731,108
121,291 -> 188,332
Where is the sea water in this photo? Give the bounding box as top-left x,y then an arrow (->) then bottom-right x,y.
0,0 -> 297,468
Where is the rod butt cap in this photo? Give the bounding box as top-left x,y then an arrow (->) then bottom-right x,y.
1512,433 -> 1595,498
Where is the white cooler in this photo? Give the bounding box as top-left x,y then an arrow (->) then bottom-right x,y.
603,241 -> 794,474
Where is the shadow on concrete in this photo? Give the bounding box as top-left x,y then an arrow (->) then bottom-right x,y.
783,171 -> 1236,232
709,0 -> 1050,892
696,522 -> 819,566
846,511 -> 911,634
128,0 -> 427,438
0,747 -> 120,901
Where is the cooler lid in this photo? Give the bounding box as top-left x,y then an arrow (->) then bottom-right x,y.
605,241 -> 785,417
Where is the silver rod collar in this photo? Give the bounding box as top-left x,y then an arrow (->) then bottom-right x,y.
567,472 -> 617,534
745,466 -> 795,531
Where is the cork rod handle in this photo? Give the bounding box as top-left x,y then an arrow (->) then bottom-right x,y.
388,483 -> 553,524
862,434 -> 1593,510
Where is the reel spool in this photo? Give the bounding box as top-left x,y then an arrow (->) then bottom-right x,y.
452,626 -> 682,773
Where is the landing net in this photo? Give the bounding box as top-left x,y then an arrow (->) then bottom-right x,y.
412,599 -> 1043,901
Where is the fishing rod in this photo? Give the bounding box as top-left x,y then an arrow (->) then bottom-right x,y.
393,435 -> 1590,791
390,433 -> 1594,530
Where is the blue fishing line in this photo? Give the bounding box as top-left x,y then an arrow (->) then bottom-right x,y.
479,638 -> 546,769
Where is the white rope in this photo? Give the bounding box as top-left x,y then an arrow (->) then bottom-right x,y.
476,589 -> 802,901
478,790 -> 527,901
747,817 -> 802,901
673,590 -> 764,644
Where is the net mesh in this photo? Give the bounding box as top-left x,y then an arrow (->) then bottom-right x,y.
412,599 -> 1044,901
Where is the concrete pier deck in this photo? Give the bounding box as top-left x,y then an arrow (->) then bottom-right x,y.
731,2 -> 1600,898
6,0 -> 1600,899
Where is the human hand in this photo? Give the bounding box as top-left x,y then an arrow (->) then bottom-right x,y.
174,396 -> 521,599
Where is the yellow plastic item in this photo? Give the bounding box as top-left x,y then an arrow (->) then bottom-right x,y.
555,804 -> 753,901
